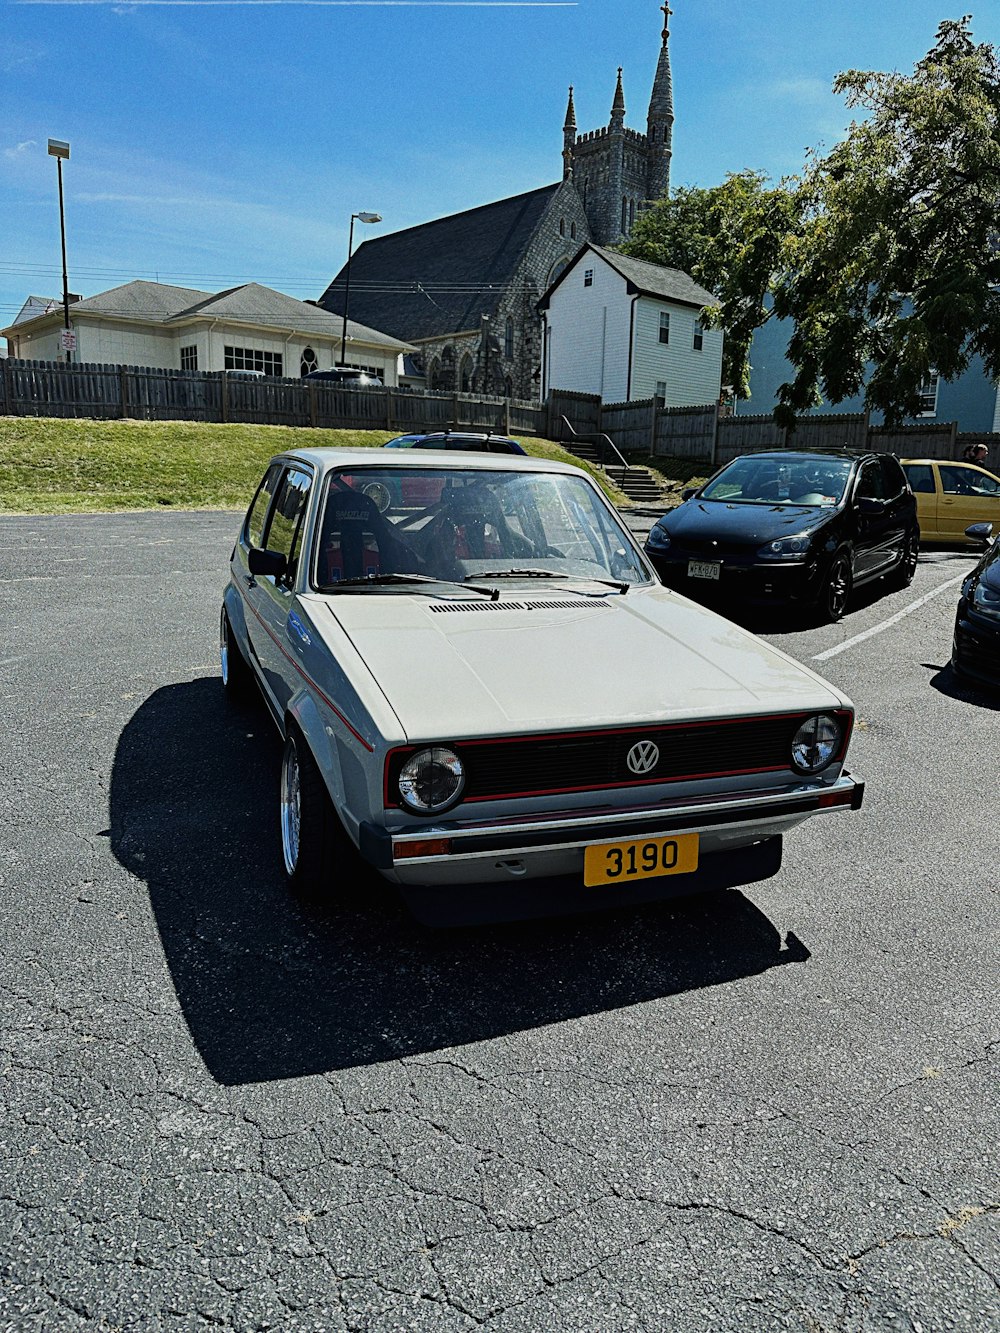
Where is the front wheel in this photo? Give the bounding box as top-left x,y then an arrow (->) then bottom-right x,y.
280,727 -> 344,899
817,548 -> 853,623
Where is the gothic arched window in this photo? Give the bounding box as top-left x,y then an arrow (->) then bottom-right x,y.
504,376 -> 513,400
504,317 -> 514,359
621,196 -> 628,235
629,199 -> 636,229
460,353 -> 473,394
300,346 -> 318,377
548,257 -> 570,287
427,357 -> 442,391
570,222 -> 577,240
559,217 -> 566,237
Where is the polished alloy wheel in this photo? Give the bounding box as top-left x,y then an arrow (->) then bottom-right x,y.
281,738 -> 302,875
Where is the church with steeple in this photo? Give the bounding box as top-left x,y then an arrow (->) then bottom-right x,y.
319,4 -> 676,400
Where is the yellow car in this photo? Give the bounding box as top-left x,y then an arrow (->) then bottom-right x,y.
901,458 -> 1000,543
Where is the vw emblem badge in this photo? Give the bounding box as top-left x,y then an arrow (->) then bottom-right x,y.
626,740 -> 660,775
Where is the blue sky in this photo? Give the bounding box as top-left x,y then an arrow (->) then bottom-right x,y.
1,1 -> 995,330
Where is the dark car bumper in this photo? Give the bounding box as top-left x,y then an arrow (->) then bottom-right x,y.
953,608 -> 1000,686
646,552 -> 821,605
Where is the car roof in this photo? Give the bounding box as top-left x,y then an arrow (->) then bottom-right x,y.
726,449 -> 864,463
268,446 -> 586,477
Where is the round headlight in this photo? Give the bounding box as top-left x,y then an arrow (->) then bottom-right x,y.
398,747 -> 466,813
791,714 -> 842,773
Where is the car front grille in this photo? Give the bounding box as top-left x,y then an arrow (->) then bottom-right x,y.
386,711 -> 840,807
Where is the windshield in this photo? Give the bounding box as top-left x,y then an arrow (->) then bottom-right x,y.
312,466 -> 650,591
701,456 -> 853,506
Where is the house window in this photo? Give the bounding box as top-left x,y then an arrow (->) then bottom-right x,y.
180,345 -> 198,371
654,381 -> 667,404
916,374 -> 939,416
504,317 -> 514,359
300,346 -> 318,376
659,312 -> 670,345
224,345 -> 283,376
584,268 -> 594,287
693,327 -> 704,352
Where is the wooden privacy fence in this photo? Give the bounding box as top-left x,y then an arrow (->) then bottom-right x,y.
554,395 -> 998,468
0,359 -> 547,437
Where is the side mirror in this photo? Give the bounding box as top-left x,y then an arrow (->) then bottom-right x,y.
681,487 -> 697,502
857,497 -> 885,516
965,522 -> 995,545
248,547 -> 289,578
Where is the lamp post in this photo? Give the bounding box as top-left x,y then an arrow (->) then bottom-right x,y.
339,211 -> 381,367
47,138 -> 72,363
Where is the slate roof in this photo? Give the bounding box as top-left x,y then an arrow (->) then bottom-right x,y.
3,280 -> 410,349
319,184 -> 563,343
539,244 -> 716,311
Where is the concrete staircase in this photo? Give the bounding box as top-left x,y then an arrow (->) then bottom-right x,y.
565,439 -> 671,507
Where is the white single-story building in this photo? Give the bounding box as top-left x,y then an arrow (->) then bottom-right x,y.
2,281 -> 413,385
538,243 -> 723,406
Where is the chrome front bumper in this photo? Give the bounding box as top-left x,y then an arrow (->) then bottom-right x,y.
359,772 -> 864,887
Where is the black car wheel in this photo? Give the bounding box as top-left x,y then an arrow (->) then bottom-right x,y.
818,547 -> 853,623
889,529 -> 919,589
280,726 -> 350,900
220,607 -> 255,701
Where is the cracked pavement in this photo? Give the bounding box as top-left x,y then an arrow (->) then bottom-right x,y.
1,511 -> 997,1331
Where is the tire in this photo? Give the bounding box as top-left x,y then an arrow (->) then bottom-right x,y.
280,726 -> 346,899
816,547 -> 853,624
220,607 -> 255,701
889,529 -> 919,590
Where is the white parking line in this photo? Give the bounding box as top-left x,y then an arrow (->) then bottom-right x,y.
812,572 -> 969,662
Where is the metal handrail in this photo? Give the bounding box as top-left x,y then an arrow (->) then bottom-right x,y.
559,416 -> 629,472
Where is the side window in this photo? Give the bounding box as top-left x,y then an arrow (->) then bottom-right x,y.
245,463 -> 283,549
879,455 -> 906,498
903,464 -> 935,494
856,462 -> 886,501
939,466 -> 977,496
263,467 -> 312,577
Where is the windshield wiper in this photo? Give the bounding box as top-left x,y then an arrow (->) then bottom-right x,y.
328,572 -> 500,599
466,568 -> 630,594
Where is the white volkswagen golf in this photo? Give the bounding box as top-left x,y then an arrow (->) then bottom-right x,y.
221,448 -> 863,923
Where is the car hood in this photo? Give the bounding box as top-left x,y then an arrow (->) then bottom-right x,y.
653,500 -> 834,545
318,585 -> 848,742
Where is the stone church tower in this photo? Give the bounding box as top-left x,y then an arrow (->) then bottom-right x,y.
320,4 -> 676,399
563,2 -> 675,245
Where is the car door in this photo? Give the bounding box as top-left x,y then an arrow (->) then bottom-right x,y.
902,462 -> 938,539
851,459 -> 893,578
877,455 -> 913,558
248,465 -> 315,714
938,464 -> 1000,542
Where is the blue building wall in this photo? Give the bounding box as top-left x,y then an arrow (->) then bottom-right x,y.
736,312 -> 1000,431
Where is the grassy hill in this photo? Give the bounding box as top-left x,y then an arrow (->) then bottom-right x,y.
0,417 -> 627,514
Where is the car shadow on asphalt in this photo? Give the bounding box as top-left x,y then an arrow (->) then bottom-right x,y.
110,679 -> 811,1085
924,661 -> 1000,710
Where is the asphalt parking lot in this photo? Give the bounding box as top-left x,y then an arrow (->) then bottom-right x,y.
1,510 -> 998,1332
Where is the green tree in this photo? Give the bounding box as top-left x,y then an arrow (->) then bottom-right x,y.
777,16 -> 1000,425
619,171 -> 803,400
622,18 -> 1000,427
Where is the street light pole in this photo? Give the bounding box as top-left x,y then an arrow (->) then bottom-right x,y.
339,211 -> 382,367
47,138 -> 72,363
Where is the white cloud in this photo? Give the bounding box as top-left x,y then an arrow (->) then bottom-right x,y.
3,140 -> 37,159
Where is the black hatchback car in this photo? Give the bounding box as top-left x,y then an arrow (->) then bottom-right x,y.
644,451 -> 919,622
952,523 -> 1000,687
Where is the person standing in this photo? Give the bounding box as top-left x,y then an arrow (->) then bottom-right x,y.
960,441 -> 990,466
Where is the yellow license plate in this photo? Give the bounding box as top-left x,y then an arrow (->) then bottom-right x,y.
584,833 -> 699,887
